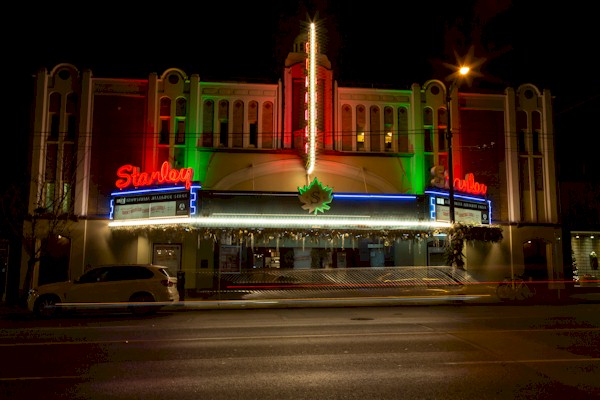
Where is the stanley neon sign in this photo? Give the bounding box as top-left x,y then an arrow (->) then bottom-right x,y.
454,173 -> 487,196
115,161 -> 194,190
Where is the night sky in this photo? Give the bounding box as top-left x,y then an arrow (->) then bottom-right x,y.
7,0 -> 600,181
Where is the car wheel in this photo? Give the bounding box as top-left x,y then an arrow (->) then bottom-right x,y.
129,293 -> 158,316
34,295 -> 60,318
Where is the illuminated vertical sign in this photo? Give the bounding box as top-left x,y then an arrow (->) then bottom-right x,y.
305,22 -> 317,174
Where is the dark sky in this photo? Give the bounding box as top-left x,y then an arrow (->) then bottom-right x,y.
8,0 -> 600,179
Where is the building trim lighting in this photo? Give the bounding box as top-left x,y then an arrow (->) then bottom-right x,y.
108,215 -> 451,230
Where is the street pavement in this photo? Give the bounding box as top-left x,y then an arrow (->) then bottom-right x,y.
1,283 -> 599,319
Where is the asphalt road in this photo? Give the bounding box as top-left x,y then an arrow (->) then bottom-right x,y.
1,303 -> 599,399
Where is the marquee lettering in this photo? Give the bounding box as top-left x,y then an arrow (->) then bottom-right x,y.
115,161 -> 194,190
453,173 -> 487,196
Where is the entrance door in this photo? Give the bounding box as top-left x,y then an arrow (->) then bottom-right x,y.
39,235 -> 71,285
523,239 -> 548,281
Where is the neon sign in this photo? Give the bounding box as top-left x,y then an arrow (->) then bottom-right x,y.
454,173 -> 487,195
305,22 -> 317,174
429,166 -> 487,196
115,161 -> 194,190
298,177 -> 333,215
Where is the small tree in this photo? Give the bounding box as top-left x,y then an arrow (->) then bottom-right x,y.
0,156 -> 80,303
445,223 -> 504,269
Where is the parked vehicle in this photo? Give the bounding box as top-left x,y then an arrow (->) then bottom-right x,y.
27,264 -> 179,318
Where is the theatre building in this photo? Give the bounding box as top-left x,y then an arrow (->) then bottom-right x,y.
22,22 -> 564,297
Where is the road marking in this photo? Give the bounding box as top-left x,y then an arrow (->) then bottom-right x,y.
0,376 -> 80,381
445,358 -> 600,365
3,327 -> 600,347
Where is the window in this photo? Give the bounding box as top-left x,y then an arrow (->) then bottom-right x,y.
160,120 -> 170,145
532,131 -> 540,154
78,267 -> 108,283
66,115 -> 77,142
423,107 -> 433,125
519,157 -> 531,220
518,130 -> 526,154
532,111 -> 541,153
341,104 -> 352,151
50,115 -> 60,140
176,98 -> 186,117
424,108 -> 433,153
49,93 -> 61,140
202,100 -> 214,147
437,108 -> 447,152
249,101 -> 258,147
356,105 -> 365,151
219,100 -> 229,147
397,107 -> 409,153
232,100 -> 243,148
159,98 -> 171,145
61,143 -> 75,213
384,106 -> 393,151
261,102 -> 274,148
357,131 -> 365,150
45,144 -> 58,210
175,98 -> 186,145
370,106 -> 381,152
516,110 -> 527,154
66,94 -> 78,141
176,120 -> 185,144
105,266 -> 153,281
534,158 -> 544,191
160,97 -> 171,117
45,89 -> 78,215
424,128 -> 433,153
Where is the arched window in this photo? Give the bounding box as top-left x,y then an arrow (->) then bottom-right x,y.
356,105 -> 365,151
248,101 -> 258,147
437,107 -> 447,151
232,100 -> 244,148
397,107 -> 409,153
175,98 -> 186,145
384,106 -> 394,151
48,93 -> 61,140
424,107 -> 433,152
517,110 -> 527,154
370,105 -> 381,152
159,97 -> 171,145
262,102 -> 274,148
341,104 -> 352,151
532,111 -> 542,154
218,100 -> 229,147
202,100 -> 214,147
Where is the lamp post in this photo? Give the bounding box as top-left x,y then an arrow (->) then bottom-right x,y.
446,66 -> 469,224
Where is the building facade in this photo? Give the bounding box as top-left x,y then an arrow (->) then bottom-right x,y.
22,25 -> 566,297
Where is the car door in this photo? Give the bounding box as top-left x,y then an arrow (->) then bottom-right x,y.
104,266 -> 156,302
64,267 -> 111,303
101,266 -> 135,302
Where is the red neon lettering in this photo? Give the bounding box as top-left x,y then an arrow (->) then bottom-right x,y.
453,173 -> 487,195
115,162 -> 194,190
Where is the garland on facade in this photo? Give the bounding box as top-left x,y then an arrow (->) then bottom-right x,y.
110,224 -> 442,248
111,223 -> 504,261
444,223 -> 504,269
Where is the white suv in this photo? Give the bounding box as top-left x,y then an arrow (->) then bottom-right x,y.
27,264 -> 179,318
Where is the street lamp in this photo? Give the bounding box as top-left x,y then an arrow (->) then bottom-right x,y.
446,66 -> 470,224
